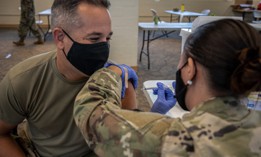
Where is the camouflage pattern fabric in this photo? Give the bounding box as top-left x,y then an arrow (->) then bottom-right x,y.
18,0 -> 41,39
74,68 -> 261,157
13,120 -> 40,157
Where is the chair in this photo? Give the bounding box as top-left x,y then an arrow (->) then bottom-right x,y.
201,9 -> 211,16
253,10 -> 261,24
191,16 -> 242,32
150,9 -> 168,37
180,16 -> 243,53
190,9 -> 210,22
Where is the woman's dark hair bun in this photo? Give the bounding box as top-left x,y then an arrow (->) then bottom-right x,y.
231,47 -> 261,95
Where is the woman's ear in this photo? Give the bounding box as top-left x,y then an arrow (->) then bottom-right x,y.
186,57 -> 196,80
53,28 -> 65,49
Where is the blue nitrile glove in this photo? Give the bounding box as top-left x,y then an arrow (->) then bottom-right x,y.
153,81 -> 176,95
105,63 -> 138,98
151,82 -> 176,114
152,87 -> 158,95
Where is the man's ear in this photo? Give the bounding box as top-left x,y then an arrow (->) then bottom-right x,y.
53,28 -> 65,49
58,32 -> 64,41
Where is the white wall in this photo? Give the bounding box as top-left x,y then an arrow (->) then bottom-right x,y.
109,0 -> 139,66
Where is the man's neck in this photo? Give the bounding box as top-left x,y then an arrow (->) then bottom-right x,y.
56,50 -> 87,81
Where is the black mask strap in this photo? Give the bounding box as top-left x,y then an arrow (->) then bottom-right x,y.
61,29 -> 75,42
61,29 -> 75,59
174,61 -> 188,100
62,49 -> 68,58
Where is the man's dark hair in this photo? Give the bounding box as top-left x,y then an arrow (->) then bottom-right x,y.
51,0 -> 111,30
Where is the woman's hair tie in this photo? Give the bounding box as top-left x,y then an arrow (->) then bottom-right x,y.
238,47 -> 260,65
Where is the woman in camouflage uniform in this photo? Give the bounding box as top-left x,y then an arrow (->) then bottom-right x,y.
74,19 -> 261,157
13,0 -> 43,46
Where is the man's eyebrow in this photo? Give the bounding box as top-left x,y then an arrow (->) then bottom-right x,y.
86,32 -> 113,36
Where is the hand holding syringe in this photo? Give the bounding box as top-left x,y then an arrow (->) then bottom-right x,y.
147,82 -> 176,114
143,82 -> 175,96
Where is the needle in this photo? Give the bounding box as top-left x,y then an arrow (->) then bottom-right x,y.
143,85 -> 173,91
143,87 -> 157,90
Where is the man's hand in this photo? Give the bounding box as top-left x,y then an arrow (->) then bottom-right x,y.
151,82 -> 176,114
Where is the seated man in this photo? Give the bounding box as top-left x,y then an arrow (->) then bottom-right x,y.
0,0 -> 137,156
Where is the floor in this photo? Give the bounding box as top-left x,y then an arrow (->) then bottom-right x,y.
0,28 -> 182,111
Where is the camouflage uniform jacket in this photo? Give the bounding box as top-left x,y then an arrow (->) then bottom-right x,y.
74,68 -> 261,157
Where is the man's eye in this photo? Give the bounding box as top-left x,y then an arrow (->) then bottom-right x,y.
84,36 -> 112,43
89,38 -> 99,42
106,37 -> 112,41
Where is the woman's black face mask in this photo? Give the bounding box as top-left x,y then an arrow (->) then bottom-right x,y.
62,29 -> 109,76
175,62 -> 189,111
175,59 -> 197,111
175,58 -> 197,111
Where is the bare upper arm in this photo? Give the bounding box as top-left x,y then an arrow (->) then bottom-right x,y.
0,120 -> 17,135
121,81 -> 138,110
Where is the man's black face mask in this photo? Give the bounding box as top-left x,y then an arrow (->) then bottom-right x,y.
62,29 -> 109,76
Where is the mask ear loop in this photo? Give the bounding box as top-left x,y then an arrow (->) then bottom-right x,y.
173,61 -> 188,99
61,29 -> 75,42
60,29 -> 75,58
62,49 -> 68,58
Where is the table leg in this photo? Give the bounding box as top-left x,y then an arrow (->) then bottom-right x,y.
188,16 -> 191,22
43,15 -> 51,41
147,31 -> 151,69
139,29 -> 177,69
179,15 -> 183,22
36,15 -> 45,36
242,12 -> 246,21
139,30 -> 146,62
139,30 -> 151,69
